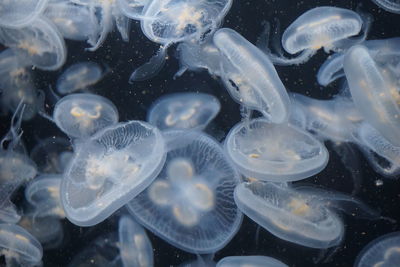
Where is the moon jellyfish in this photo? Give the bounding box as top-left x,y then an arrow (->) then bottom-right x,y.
127,130 -> 242,253
317,53 -> 346,86
213,28 -> 290,123
234,181 -> 381,248
25,174 -> 64,219
53,93 -> 119,139
148,92 -> 221,131
217,256 -> 288,267
371,0 -> 400,14
61,120 -> 166,226
344,45 -> 400,147
30,137 -> 73,174
56,62 -> 105,94
270,7 -> 365,65
355,232 -> 400,267
0,224 -> 43,266
118,215 -> 153,267
225,118 -> 328,181
0,0 -> 48,28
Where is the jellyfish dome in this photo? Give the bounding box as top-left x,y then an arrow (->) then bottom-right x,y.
127,130 -> 242,253
355,232 -> 400,267
217,256 -> 288,267
147,92 -> 221,131
0,0 -> 49,28
225,118 -> 329,182
0,223 -> 43,267
61,120 -> 166,226
53,93 -> 119,139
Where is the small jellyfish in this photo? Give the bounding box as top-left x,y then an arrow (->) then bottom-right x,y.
147,92 -> 221,131
213,28 -> 291,123
127,130 -> 242,253
53,93 -> 119,139
217,256 -> 288,267
371,0 -> 400,14
234,181 -> 383,248
355,232 -> 400,267
0,16 -> 67,71
0,224 -> 43,267
61,120 -> 166,226
24,174 -> 64,219
56,62 -> 105,95
344,45 -> 400,147
269,7 -> 367,65
0,0 -> 49,28
30,137 -> 73,174
316,53 -> 346,87
225,118 -> 329,181
118,215 -> 153,267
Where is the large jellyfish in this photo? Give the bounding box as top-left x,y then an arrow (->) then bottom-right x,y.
217,256 -> 288,267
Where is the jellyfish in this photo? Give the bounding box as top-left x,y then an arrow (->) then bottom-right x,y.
343,45 -> 400,147
127,130 -> 242,253
56,62 -> 105,95
24,174 -> 64,219
234,181 -> 383,248
213,28 -> 291,123
118,215 -> 154,267
129,0 -> 232,82
0,224 -> 43,266
289,93 -> 363,143
116,0 -> 151,20
266,7 -> 368,65
30,137 -> 73,174
44,1 -> 100,44
0,16 -> 67,71
69,0 -> 131,51
371,0 -> 400,14
147,92 -> 221,131
217,256 -> 288,267
225,118 -> 329,182
0,0 -> 49,28
61,120 -> 166,226
355,232 -> 400,267
52,93 -> 119,139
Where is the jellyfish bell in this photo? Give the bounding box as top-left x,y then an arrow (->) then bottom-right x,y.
61,120 -> 166,227
0,0 -> 49,28
147,92 -> 221,131
225,118 -> 329,182
127,130 -> 242,253
53,93 -> 119,139
371,0 -> 400,14
217,256 -> 288,267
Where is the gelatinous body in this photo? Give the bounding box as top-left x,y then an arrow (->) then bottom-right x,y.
213,28 -> 290,123
148,92 -> 221,130
371,0 -> 400,14
53,93 -> 119,139
225,119 -> 328,181
355,232 -> 400,267
57,62 -> 104,94
61,120 -> 166,226
344,45 -> 400,146
0,223 -> 43,266
0,0 -> 49,28
217,256 -> 288,267
128,130 -> 242,253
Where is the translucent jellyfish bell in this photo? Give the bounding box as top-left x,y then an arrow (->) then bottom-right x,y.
344,45 -> 400,147
371,0 -> 400,14
0,17 -> 67,71
56,62 -> 105,95
355,232 -> 400,267
0,0 -> 49,28
235,182 -> 382,249
217,256 -> 288,267
0,224 -> 43,267
118,215 -> 153,267
127,130 -> 242,253
147,92 -> 221,131
61,120 -> 166,226
225,118 -> 329,182
53,93 -> 119,139
213,28 -> 290,123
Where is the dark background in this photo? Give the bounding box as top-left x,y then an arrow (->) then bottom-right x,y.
1,0 -> 400,266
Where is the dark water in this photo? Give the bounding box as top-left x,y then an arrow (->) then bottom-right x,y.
1,0 -> 400,266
